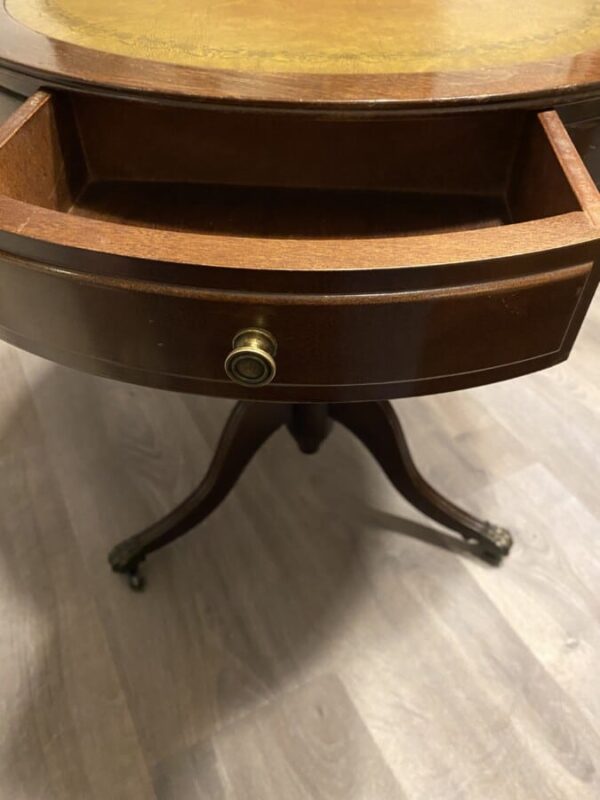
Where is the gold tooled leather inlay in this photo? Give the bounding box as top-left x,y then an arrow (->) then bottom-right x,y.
7,0 -> 600,75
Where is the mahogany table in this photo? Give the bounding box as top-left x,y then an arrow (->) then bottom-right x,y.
1,0 -> 600,589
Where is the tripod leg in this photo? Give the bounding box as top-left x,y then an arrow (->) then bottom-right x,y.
108,401 -> 291,589
330,401 -> 513,563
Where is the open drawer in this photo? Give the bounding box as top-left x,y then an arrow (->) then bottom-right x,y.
0,90 -> 598,401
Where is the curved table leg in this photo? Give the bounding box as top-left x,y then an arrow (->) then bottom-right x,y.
330,401 -> 513,563
108,401 -> 291,589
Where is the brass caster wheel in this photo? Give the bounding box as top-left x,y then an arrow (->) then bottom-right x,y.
127,568 -> 146,592
475,524 -> 513,565
108,542 -> 147,590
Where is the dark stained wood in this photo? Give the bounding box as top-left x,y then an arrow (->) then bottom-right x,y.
109,401 -> 291,585
0,91 -> 597,400
0,6 -> 600,789
6,326 -> 600,799
0,250 -> 592,401
565,115 -> 600,188
329,401 -> 512,560
287,404 -> 332,454
68,95 -> 525,195
74,182 -> 509,239
32,93 -> 574,238
0,92 -> 594,277
0,86 -> 21,121
109,400 -> 511,585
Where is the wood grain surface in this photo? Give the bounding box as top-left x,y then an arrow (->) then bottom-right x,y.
5,1 -> 600,108
2,92 -> 597,277
0,45 -> 599,800
0,89 -> 598,401
0,257 -> 599,800
9,0 -> 600,76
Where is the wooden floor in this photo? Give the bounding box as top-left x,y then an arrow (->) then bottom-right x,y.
1,295 -> 599,800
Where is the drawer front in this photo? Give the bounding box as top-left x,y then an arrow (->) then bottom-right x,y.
0,255 -> 593,401
0,91 -> 599,401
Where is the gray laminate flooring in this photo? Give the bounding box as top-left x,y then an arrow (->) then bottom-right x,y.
1,297 -> 599,799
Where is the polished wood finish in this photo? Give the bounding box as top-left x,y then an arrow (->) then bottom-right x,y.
109,401 -> 511,586
109,402 -> 290,586
330,402 -> 511,558
0,8 -> 599,794
288,404 -> 332,454
3,314 -> 600,798
5,0 -> 600,108
0,90 -> 598,401
0,93 -> 598,277
0,251 -> 593,401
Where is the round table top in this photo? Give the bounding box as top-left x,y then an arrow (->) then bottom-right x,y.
3,0 -> 600,108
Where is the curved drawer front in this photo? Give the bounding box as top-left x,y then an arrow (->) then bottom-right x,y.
0,253 -> 593,401
0,90 -> 598,400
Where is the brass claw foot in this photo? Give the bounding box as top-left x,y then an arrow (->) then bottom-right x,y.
108,538 -> 147,590
474,524 -> 513,564
107,400 -> 515,591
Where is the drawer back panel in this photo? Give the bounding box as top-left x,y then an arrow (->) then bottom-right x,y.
71,94 -> 523,195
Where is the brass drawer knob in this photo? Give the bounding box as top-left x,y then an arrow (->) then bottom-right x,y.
224,328 -> 277,387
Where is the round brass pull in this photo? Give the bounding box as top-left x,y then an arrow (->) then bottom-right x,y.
224,328 -> 277,387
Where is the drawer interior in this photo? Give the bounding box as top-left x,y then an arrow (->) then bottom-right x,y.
0,92 -> 588,239
563,114 -> 600,188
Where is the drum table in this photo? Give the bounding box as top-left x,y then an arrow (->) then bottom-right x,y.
1,0 -> 600,589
